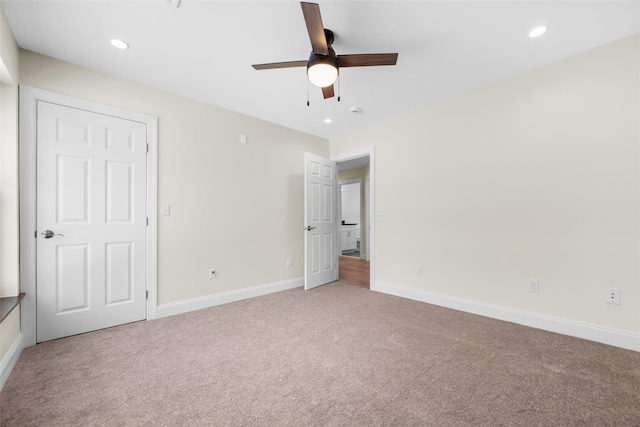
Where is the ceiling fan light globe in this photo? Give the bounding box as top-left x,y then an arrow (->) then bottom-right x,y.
308,63 -> 338,88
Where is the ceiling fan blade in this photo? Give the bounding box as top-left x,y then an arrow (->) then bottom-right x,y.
337,53 -> 398,68
322,85 -> 335,99
301,2 -> 328,55
252,60 -> 308,70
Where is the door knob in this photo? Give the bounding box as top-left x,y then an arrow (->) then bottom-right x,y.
305,226 -> 316,231
41,230 -> 64,239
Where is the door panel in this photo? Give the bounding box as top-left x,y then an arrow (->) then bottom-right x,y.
105,242 -> 134,305
106,161 -> 134,222
36,101 -> 147,342
56,244 -> 90,313
304,153 -> 337,289
323,232 -> 333,269
57,155 -> 90,223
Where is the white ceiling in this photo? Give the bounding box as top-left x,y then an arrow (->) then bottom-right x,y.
3,1 -> 639,139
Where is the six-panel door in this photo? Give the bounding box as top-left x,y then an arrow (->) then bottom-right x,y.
304,153 -> 337,289
36,101 -> 147,342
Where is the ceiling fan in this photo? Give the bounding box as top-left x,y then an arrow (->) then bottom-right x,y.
252,2 -> 398,100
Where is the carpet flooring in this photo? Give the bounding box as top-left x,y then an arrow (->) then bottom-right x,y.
1,282 -> 639,426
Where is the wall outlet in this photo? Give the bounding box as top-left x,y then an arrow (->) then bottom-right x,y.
417,265 -> 424,276
286,258 -> 292,268
605,287 -> 621,305
528,279 -> 539,293
208,268 -> 216,279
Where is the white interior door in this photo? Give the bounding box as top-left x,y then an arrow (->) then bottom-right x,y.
36,101 -> 148,342
304,153 -> 337,290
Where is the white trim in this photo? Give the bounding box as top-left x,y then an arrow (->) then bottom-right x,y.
376,281 -> 640,352
18,86 -> 37,347
332,147 -> 375,290
18,86 -> 159,345
0,333 -> 24,391
338,178 -> 362,185
146,115 -> 159,320
156,277 -> 304,318
364,173 -> 370,261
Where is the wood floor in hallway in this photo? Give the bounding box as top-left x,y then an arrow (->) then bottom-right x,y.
338,256 -> 370,289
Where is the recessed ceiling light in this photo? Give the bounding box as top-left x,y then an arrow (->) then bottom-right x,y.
324,118 -> 332,124
110,39 -> 129,50
529,26 -> 547,38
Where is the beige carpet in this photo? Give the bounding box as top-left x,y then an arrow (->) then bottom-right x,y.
1,282 -> 639,426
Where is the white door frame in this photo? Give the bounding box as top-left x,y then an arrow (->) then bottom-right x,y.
19,86 -> 158,347
332,147 -> 375,291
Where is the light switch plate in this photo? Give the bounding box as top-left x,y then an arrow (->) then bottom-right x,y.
161,204 -> 170,216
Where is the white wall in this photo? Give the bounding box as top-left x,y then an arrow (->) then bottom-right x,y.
341,182 -> 361,225
0,82 -> 19,297
0,6 -> 17,83
330,34 -> 640,337
19,50 -> 328,306
0,4 -> 21,372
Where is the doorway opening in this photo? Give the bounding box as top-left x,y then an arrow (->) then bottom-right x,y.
333,148 -> 374,290
339,180 -> 362,259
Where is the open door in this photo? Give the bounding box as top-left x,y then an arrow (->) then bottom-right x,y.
304,153 -> 337,290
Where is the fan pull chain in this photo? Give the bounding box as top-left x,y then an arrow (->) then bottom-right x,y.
337,75 -> 341,102
306,79 -> 310,106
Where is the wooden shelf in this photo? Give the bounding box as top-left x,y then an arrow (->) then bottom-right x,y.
0,293 -> 25,323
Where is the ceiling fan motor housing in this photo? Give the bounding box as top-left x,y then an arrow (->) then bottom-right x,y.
307,51 -> 338,87
323,28 -> 335,46
307,28 -> 339,87
307,49 -> 337,69
307,29 -> 338,87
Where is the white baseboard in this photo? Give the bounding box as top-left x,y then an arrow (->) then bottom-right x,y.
156,277 -> 304,319
376,282 -> 640,352
0,333 -> 25,391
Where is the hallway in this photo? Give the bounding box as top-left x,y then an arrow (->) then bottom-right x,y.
338,256 -> 370,289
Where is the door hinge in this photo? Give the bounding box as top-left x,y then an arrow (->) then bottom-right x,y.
146,217 -> 149,226
34,230 -> 37,238
146,290 -> 149,300
146,143 -> 149,153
